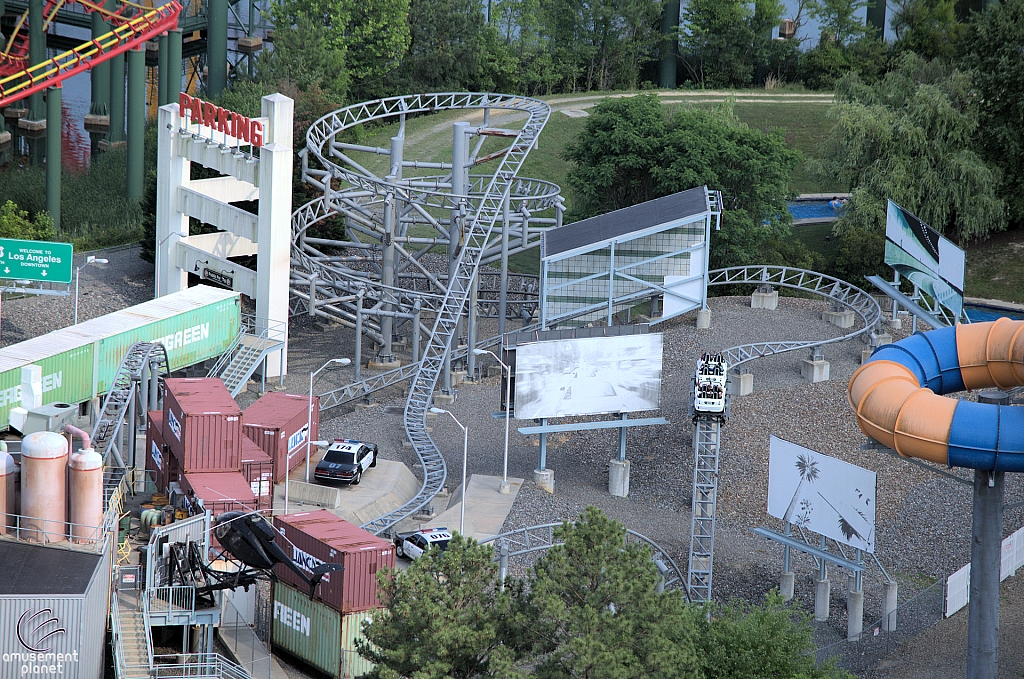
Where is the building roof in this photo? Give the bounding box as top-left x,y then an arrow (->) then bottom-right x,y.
0,540 -> 102,596
542,186 -> 709,260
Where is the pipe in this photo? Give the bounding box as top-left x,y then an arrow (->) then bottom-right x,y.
64,424 -> 92,451
848,320 -> 1024,471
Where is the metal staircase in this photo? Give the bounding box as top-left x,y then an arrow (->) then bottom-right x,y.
112,585 -> 153,679
207,315 -> 286,397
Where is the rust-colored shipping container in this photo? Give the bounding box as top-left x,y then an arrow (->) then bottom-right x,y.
242,437 -> 274,510
145,410 -> 178,492
243,392 -> 319,483
180,471 -> 257,516
163,378 -> 242,473
273,510 -> 394,614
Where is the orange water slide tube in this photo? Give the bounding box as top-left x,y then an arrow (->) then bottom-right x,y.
848,318 -> 1024,471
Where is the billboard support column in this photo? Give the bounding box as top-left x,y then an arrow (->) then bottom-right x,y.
617,413 -> 628,462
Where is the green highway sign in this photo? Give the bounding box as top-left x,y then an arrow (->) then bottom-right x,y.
0,238 -> 74,283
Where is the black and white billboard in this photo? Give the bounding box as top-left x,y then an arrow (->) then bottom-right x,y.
884,200 -> 965,319
513,334 -> 662,420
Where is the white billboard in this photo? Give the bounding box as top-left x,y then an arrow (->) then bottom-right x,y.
767,436 -> 877,553
884,200 -> 965,319
514,334 -> 662,420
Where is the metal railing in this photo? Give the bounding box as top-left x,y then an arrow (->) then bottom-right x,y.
0,512 -> 108,552
220,594 -> 273,679
149,653 -> 255,679
148,585 -> 197,615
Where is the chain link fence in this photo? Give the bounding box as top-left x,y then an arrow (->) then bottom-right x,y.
812,578 -> 945,675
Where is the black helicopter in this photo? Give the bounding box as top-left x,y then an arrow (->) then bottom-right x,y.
163,511 -> 343,605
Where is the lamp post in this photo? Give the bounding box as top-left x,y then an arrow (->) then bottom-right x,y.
74,255 -> 108,324
284,440 -> 328,515
473,348 -> 511,493
430,407 -> 468,535
308,358 -> 351,482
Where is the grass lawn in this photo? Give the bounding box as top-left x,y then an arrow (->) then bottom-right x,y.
964,229 -> 1024,303
790,222 -> 840,263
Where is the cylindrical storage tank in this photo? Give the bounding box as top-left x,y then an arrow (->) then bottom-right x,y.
20,431 -> 68,543
0,449 -> 15,534
69,447 -> 104,544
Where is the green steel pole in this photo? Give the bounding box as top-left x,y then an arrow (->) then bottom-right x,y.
207,0 -> 228,98
866,0 -> 886,37
659,0 -> 679,89
29,0 -> 44,120
127,47 -> 145,199
90,13 -> 109,115
45,87 -> 61,233
168,29 -> 183,103
108,50 -> 125,142
157,33 -> 169,106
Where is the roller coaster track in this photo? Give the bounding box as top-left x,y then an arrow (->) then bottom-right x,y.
687,265 -> 881,602
0,1 -> 182,107
707,265 -> 883,370
293,93 -> 551,536
92,341 -> 168,505
480,523 -> 687,595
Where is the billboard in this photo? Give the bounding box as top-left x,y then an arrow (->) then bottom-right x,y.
767,436 -> 876,553
513,334 -> 662,420
884,200 -> 965,319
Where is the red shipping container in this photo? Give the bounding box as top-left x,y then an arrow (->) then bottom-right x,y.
241,438 -> 274,510
243,392 -> 319,483
164,378 -> 242,473
180,471 -> 258,517
146,410 -> 179,493
273,510 -> 395,614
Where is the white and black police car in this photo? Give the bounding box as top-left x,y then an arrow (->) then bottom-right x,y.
313,438 -> 377,485
394,527 -> 452,559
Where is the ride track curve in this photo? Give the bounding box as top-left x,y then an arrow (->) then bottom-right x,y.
292,93 -> 552,536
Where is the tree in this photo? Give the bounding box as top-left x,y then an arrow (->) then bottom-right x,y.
808,0 -> 870,45
356,534 -> 525,679
696,592 -> 852,679
564,94 -> 802,269
815,52 -> 1006,242
680,0 -> 757,88
890,0 -> 962,60
266,0 -> 409,101
958,0 -> 1024,224
387,0 -> 490,93
523,507 -> 703,679
258,13 -> 349,100
0,200 -> 56,241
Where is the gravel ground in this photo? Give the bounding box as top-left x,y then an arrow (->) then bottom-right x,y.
10,245 -> 1022,677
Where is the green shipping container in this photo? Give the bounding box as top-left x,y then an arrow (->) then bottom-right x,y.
0,286 -> 240,427
272,581 -> 378,678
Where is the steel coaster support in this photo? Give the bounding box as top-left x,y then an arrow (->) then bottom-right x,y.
688,415 -> 722,603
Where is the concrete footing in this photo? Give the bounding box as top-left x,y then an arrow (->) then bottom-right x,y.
368,358 -> 401,370
487,365 -> 502,378
869,332 -> 893,348
0,131 -> 9,147
534,469 -> 554,494
696,308 -> 711,329
451,370 -> 468,385
823,309 -> 855,328
847,577 -> 864,641
815,577 -> 830,621
432,393 -> 456,406
889,317 -> 903,330
751,291 -> 779,310
780,571 -> 795,601
801,358 -> 830,383
733,372 -> 753,396
608,459 -> 630,497
882,581 -> 898,632
861,349 -> 874,364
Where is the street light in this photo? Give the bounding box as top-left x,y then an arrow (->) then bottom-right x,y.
473,348 -> 511,494
430,407 -> 468,535
308,358 -> 351,482
285,440 -> 328,515
74,256 -> 108,324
